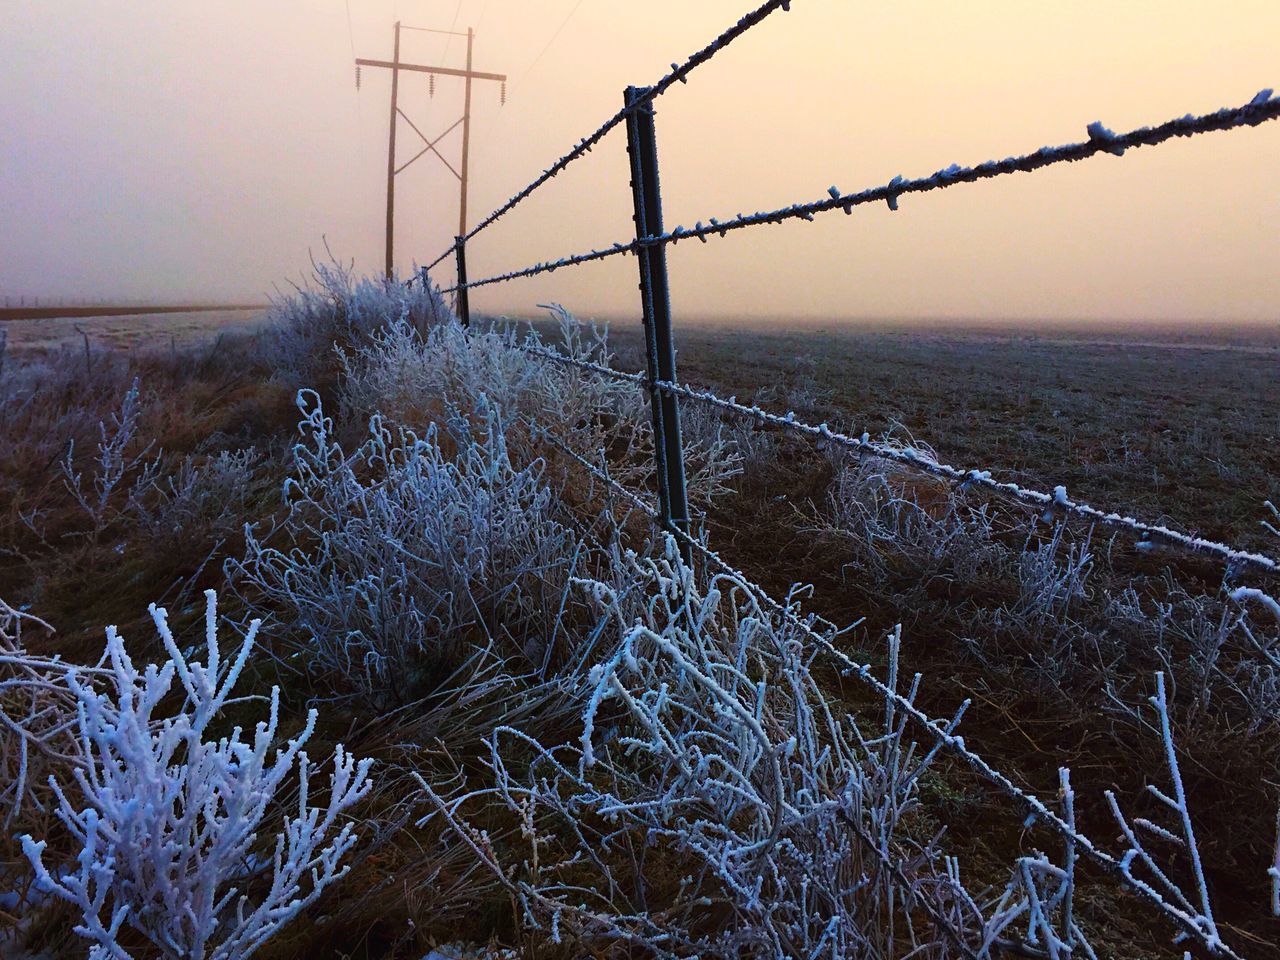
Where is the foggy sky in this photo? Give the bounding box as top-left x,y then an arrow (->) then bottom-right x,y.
1,1 -> 1277,323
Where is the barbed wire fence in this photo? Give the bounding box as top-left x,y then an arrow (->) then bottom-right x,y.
408,2 -> 1279,955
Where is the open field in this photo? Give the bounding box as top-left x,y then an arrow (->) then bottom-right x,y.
521,314 -> 1280,551
2,286 -> 1278,959
0,308 -> 267,355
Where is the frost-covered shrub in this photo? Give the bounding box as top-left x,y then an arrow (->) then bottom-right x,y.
19,590 -> 372,960
266,257 -> 453,387
821,443 -> 1002,585
0,600 -> 84,834
338,305 -> 741,509
60,377 -> 161,546
424,542 -> 984,958
1012,524 -> 1093,624
130,447 -> 260,545
231,391 -> 579,703
0,343 -> 136,490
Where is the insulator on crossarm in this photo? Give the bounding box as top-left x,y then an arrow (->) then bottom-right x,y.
429,73 -> 436,98
355,65 -> 362,91
501,81 -> 507,106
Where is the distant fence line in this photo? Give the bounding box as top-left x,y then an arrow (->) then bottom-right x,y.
409,2 -> 1278,954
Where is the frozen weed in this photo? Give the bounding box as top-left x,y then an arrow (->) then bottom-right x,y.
231,391 -> 579,703
17,591 -> 372,960
130,448 -> 261,546
266,256 -> 453,388
423,542 -> 988,958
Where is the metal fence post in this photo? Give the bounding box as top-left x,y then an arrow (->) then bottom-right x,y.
454,235 -> 471,328
624,85 -> 691,563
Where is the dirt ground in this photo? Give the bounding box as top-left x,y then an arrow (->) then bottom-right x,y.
573,315 -> 1280,553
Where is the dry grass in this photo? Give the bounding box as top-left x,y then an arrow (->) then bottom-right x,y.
3,297 -> 1278,959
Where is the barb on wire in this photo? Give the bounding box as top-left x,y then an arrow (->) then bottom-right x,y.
629,88 -> 1280,249
440,241 -> 637,294
652,376 -> 1280,575
425,0 -> 795,269
520,342 -> 1279,575
442,88 -> 1279,295
543,416 -> 1245,959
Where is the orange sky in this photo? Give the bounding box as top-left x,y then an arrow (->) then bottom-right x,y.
1,1 -> 1277,323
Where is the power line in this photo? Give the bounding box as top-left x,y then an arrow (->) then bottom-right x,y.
440,0 -> 465,63
520,0 -> 586,84
354,21 -> 506,277
343,0 -> 357,60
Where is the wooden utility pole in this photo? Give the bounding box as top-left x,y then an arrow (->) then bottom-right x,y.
459,27 -> 473,239
384,22 -> 402,280
357,25 -> 505,279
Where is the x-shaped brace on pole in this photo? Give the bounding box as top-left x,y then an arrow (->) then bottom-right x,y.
395,112 -> 465,179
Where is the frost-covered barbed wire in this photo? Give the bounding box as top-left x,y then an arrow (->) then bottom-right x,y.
442,89 -> 1279,294
19,590 -> 373,960
546,444 -> 1249,957
520,342 -> 1280,576
421,0 -> 796,274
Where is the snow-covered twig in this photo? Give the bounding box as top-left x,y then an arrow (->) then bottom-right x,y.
1103,672 -> 1222,953
984,769 -> 1096,958
20,591 -> 373,960
60,378 -> 160,544
0,599 -> 88,832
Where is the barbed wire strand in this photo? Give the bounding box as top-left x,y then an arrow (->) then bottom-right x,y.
439,88 -> 1279,294
521,342 -> 1279,575
540,426 -> 1246,959
421,0 -> 796,275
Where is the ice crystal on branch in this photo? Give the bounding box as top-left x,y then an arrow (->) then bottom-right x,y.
20,590 -> 373,960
